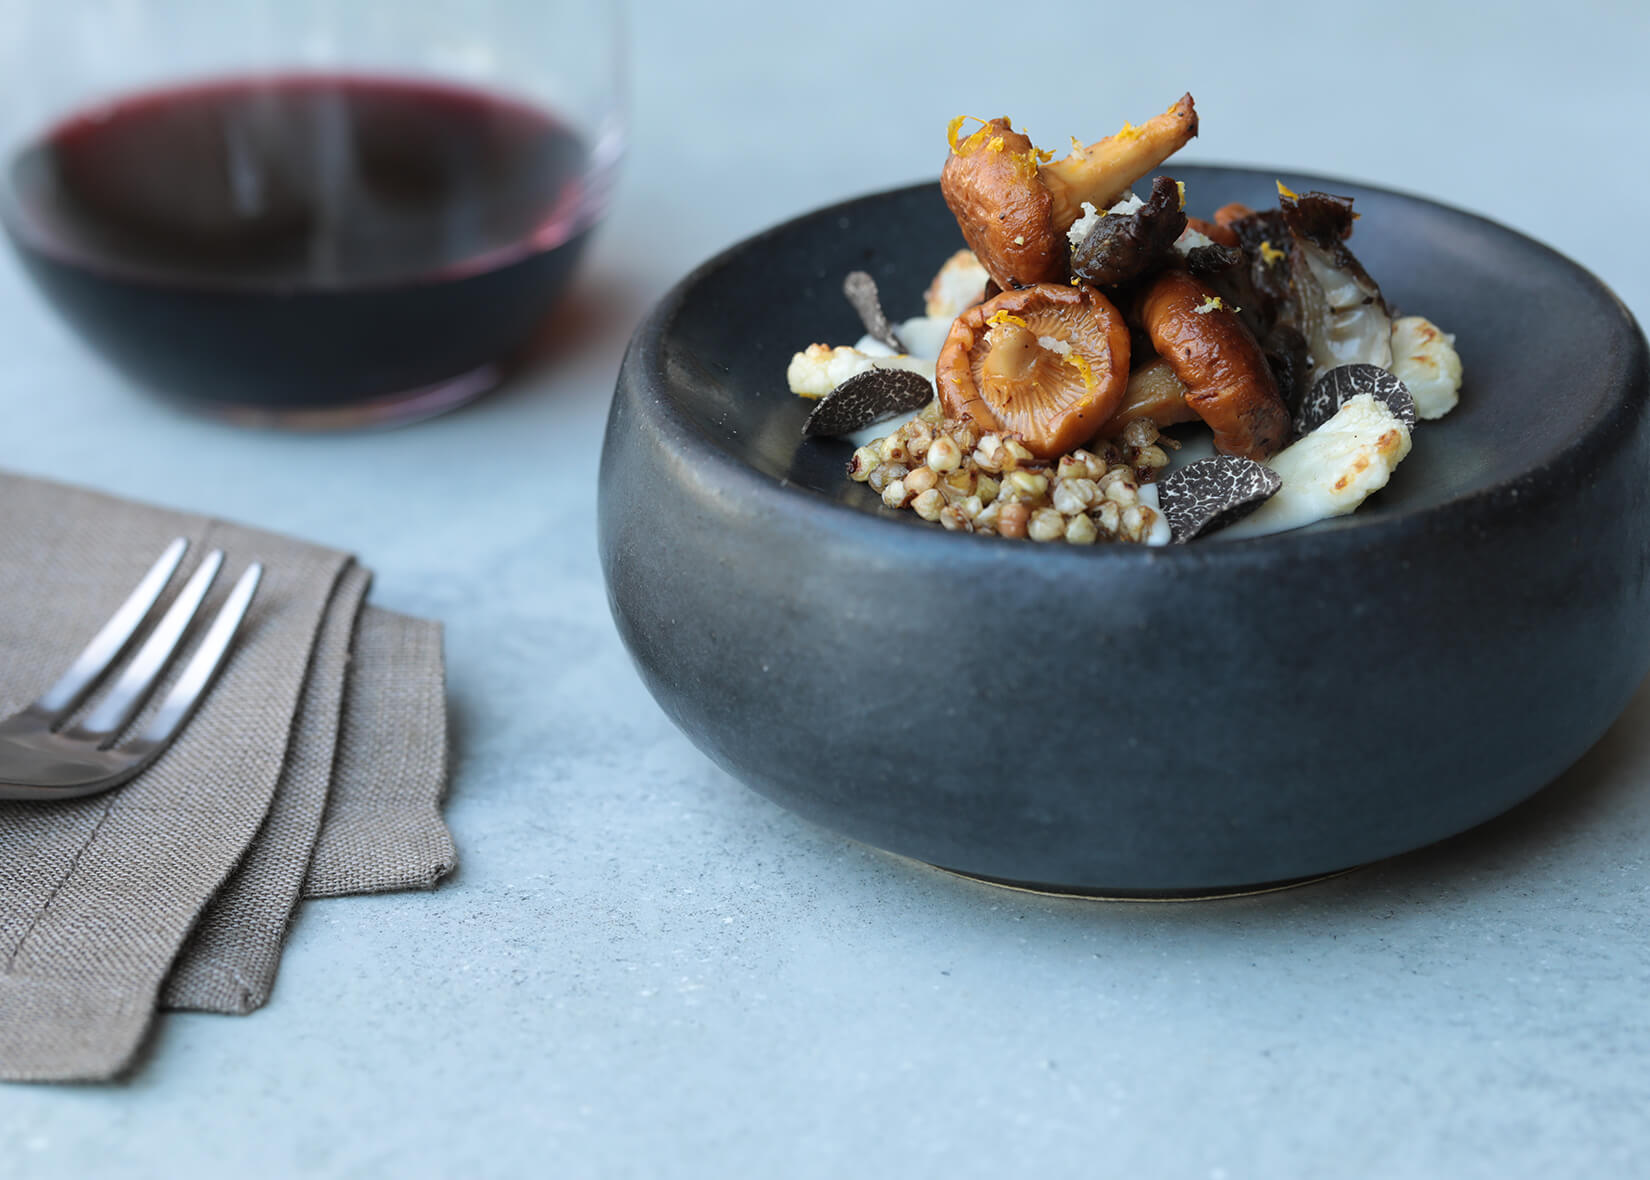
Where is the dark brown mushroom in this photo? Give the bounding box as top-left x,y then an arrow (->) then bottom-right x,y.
1138,270 -> 1290,461
935,283 -> 1130,459
1069,175 -> 1187,287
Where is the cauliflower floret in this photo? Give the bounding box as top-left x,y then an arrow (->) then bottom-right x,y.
1066,202 -> 1101,247
1064,192 -> 1147,248
1173,224 -> 1215,255
1220,394 -> 1412,539
923,250 -> 990,320
1389,315 -> 1462,420
1136,482 -> 1173,546
786,345 -> 935,399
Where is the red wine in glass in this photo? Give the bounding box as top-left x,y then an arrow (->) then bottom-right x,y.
0,74 -> 600,424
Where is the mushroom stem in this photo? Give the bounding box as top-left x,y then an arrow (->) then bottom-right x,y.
1139,270 -> 1289,462
1100,359 -> 1200,436
981,321 -> 1043,392
1039,94 -> 1199,232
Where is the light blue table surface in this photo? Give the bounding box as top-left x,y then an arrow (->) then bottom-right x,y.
3,2 -> 1648,1175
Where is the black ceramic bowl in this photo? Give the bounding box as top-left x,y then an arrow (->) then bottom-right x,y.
599,166 -> 1650,895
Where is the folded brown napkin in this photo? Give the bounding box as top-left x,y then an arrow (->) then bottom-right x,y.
0,472 -> 455,1083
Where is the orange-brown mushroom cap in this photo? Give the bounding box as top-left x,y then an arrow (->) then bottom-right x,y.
1139,270 -> 1289,461
940,119 -> 1064,291
935,283 -> 1130,459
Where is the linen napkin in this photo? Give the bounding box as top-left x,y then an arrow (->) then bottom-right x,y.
0,472 -> 455,1083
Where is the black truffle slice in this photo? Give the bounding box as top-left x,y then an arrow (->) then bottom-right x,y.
802,368 -> 933,438
843,270 -> 905,353
1295,363 -> 1416,436
1158,456 -> 1282,543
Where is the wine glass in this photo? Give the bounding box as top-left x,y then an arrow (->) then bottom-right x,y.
0,0 -> 626,427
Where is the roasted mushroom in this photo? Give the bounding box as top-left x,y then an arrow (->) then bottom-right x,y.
1070,175 -> 1188,287
1099,358 -> 1199,435
1139,270 -> 1290,461
1196,205 -> 1305,409
1039,95 -> 1200,233
1277,188 -> 1393,373
939,118 -> 1061,290
1185,215 -> 1239,248
935,283 -> 1130,459
940,95 -> 1199,291
1211,202 -> 1255,231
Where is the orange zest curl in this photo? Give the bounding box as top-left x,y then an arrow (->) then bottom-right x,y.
947,115 -> 1004,157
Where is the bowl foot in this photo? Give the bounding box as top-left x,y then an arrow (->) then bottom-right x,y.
926,862 -> 1357,902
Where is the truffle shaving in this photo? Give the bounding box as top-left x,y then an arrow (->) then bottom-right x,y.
1158,456 -> 1282,542
1295,363 -> 1415,436
843,270 -> 906,353
802,368 -> 935,437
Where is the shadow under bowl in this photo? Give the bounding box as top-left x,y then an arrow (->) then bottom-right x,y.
598,167 -> 1650,895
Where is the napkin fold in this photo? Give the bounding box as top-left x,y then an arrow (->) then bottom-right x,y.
0,472 -> 455,1083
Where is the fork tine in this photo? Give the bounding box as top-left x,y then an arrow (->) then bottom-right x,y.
65,550 -> 224,744
32,537 -> 189,720
134,563 -> 262,748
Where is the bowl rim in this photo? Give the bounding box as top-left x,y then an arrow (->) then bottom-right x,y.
623,164 -> 1650,571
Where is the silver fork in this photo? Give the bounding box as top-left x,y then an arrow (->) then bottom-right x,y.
0,539 -> 262,801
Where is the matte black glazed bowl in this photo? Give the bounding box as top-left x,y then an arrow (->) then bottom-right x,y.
599,166 -> 1650,895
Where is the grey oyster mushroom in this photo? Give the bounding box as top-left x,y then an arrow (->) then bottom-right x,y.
1278,189 -> 1393,375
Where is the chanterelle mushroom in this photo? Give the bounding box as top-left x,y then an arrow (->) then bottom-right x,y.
940,96 -> 1199,292
1139,269 -> 1290,462
1040,95 -> 1199,232
939,118 -> 1059,290
934,283 -> 1130,459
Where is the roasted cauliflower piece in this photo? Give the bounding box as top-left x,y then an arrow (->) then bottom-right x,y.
923,250 -> 990,320
1220,394 -> 1412,538
1389,316 -> 1462,420
786,344 -> 934,399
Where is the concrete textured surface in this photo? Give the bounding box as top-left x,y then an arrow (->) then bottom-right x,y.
1,1 -> 1647,1175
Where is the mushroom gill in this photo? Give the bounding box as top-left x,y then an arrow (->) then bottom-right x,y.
935,283 -> 1130,458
